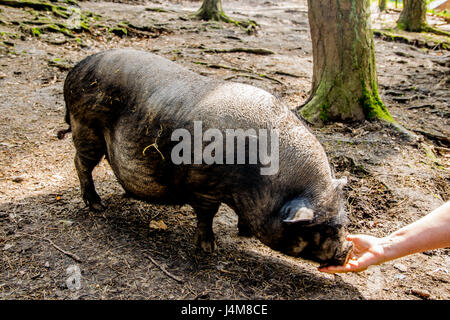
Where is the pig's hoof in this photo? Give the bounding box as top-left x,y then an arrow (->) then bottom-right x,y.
90,202 -> 106,212
84,199 -> 106,212
194,232 -> 216,253
83,194 -> 106,212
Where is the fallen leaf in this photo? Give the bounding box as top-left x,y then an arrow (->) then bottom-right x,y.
149,220 -> 167,231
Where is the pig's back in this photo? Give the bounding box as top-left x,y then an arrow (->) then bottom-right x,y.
64,48 -> 289,131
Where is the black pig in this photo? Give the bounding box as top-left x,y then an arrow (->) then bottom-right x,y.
60,49 -> 351,266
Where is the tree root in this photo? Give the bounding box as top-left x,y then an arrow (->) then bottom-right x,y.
120,22 -> 171,38
373,29 -> 449,50
195,61 -> 285,85
21,23 -> 75,37
408,128 -> 450,146
48,57 -> 72,70
422,25 -> 450,38
385,121 -> 421,143
191,8 -> 257,34
0,0 -> 72,19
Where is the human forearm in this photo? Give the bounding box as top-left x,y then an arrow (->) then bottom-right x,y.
380,201 -> 450,262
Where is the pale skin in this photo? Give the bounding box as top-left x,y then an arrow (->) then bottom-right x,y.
319,201 -> 450,273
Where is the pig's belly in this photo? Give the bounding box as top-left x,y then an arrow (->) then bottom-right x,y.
105,128 -> 169,200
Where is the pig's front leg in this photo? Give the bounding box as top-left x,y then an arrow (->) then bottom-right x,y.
191,200 -> 220,253
237,216 -> 252,237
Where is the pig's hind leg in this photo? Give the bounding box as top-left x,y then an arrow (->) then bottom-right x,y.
72,120 -> 107,211
191,197 -> 220,253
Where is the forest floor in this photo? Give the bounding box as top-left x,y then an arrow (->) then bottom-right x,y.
0,0 -> 449,300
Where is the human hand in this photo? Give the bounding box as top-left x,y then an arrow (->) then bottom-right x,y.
318,234 -> 387,273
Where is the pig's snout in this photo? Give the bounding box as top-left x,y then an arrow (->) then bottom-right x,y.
321,240 -> 353,268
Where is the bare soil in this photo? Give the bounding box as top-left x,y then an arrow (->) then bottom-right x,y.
0,0 -> 449,300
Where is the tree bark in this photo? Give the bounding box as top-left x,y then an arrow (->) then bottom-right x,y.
299,0 -> 393,125
195,0 -> 226,21
397,0 -> 427,31
379,0 -> 387,12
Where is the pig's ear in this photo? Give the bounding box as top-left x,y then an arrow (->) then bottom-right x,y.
332,177 -> 347,191
283,207 -> 315,224
281,198 -> 315,224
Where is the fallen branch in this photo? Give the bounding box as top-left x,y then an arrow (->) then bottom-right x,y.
224,73 -> 263,81
146,255 -> 183,283
204,47 -> 274,55
274,70 -> 303,78
194,61 -> 251,73
145,7 -> 173,13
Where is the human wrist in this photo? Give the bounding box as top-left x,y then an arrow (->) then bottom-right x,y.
378,233 -> 406,262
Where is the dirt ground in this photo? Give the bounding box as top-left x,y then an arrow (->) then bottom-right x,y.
0,0 -> 449,300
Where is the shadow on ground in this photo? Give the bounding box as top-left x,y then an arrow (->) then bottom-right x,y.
0,189 -> 363,299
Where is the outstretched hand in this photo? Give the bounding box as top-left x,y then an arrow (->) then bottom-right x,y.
319,234 -> 387,273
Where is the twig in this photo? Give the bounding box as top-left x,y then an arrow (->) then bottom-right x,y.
274,70 -> 302,78
146,255 -> 184,283
17,232 -> 83,263
194,61 -> 251,73
47,238 -> 83,263
224,73 -> 264,81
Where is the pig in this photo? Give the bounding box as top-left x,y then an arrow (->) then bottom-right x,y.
59,48 -> 351,267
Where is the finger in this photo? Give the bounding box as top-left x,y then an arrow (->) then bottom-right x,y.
346,234 -> 357,241
318,263 -> 355,273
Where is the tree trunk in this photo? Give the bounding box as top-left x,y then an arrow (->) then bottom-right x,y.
397,0 -> 427,31
379,0 -> 387,12
299,0 -> 393,125
195,0 -> 226,21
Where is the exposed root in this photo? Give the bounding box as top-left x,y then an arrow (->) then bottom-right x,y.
195,61 -> 284,85
0,0 -> 71,19
422,25 -> 450,38
191,7 -> 257,34
374,29 -> 449,50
